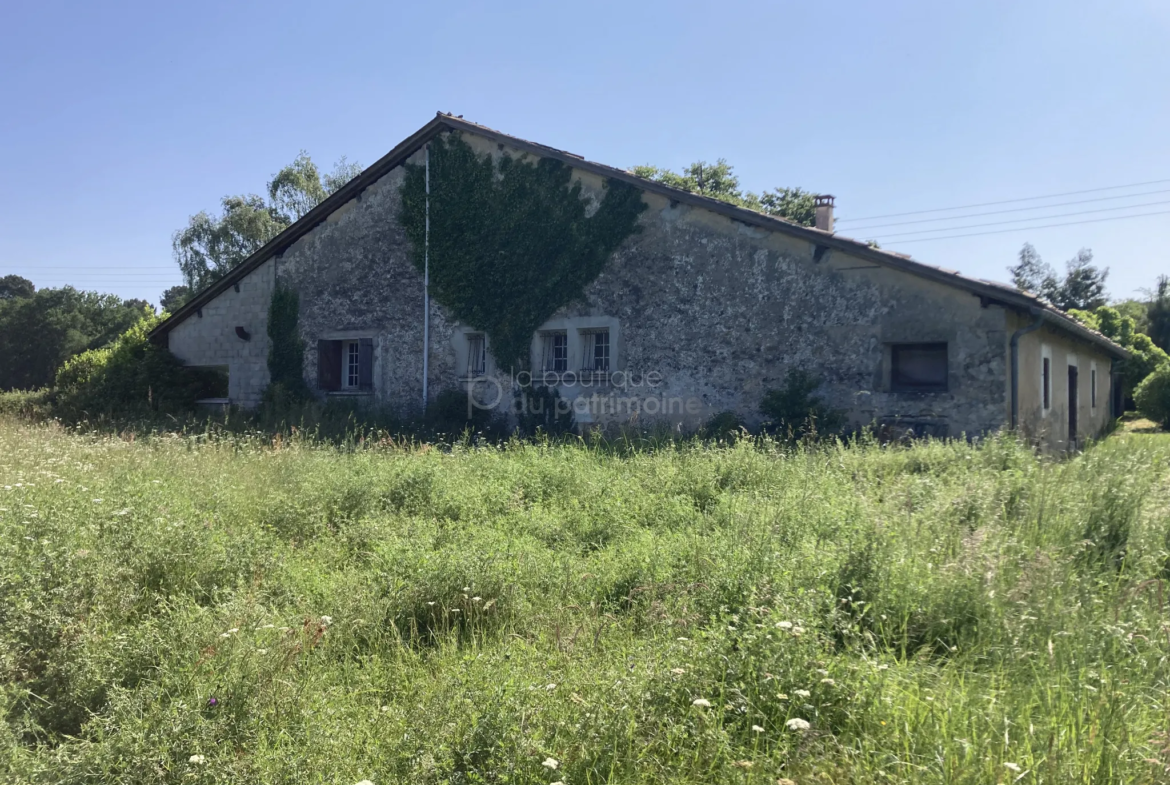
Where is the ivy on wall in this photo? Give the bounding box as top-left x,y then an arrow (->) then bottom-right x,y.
266,285 -> 310,400
399,132 -> 647,368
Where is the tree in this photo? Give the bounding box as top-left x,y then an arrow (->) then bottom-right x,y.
632,159 -> 818,226
1068,303 -> 1167,402
1113,299 -> 1150,335
1055,248 -> 1108,311
1145,275 -> 1170,353
172,152 -> 362,293
172,195 -> 285,293
1008,243 -> 1109,311
1008,243 -> 1058,297
0,287 -> 152,391
0,275 -> 34,300
159,285 -> 192,313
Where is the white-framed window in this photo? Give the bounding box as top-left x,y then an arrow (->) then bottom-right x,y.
580,328 -> 610,372
1090,361 -> 1098,408
1040,344 -> 1052,414
540,331 -> 568,372
466,333 -> 487,376
344,341 -> 361,389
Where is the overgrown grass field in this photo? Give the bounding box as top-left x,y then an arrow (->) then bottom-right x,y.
2,420 -> 1170,784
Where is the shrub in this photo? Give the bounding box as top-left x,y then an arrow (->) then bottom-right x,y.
1135,362 -> 1170,429
515,385 -> 575,437
425,388 -> 501,437
703,410 -> 744,439
55,312 -> 223,417
760,369 -> 844,438
1121,333 -> 1169,401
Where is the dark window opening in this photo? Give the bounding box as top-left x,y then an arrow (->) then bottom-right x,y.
192,365 -> 230,401
317,338 -> 373,392
891,343 -> 948,392
1042,357 -> 1051,410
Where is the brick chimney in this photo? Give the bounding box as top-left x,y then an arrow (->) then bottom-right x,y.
814,195 -> 835,232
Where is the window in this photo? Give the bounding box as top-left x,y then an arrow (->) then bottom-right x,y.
581,329 -> 610,372
541,331 -> 568,372
1042,357 -> 1051,410
465,333 -> 486,376
317,338 -> 373,392
890,343 -> 947,392
345,341 -> 361,388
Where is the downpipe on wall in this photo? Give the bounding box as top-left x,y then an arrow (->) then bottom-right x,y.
422,143 -> 430,408
1010,307 -> 1046,429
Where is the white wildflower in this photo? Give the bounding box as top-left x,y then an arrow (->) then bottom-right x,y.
542,757 -> 559,770
320,615 -> 333,626
472,596 -> 481,602
752,724 -> 764,732
355,780 -> 375,785
785,717 -> 810,731
546,683 -> 557,690
188,754 -> 206,764
793,689 -> 811,698
670,668 -> 686,675
692,698 -> 711,708
1004,762 -> 1021,773
777,621 -> 793,629
821,678 -> 835,686
92,498 -> 102,503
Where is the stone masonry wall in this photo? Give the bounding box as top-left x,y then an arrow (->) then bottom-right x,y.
167,259 -> 274,407
268,130 -> 1011,438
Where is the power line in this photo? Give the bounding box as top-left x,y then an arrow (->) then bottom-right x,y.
877,209 -> 1170,244
837,178 -> 1170,223
872,199 -> 1170,239
841,188 -> 1170,231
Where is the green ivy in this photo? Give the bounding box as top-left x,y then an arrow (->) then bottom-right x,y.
267,286 -> 310,401
399,132 -> 646,368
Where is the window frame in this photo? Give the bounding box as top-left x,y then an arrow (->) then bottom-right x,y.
889,342 -> 949,393
580,328 -> 611,373
464,332 -> 487,377
317,337 -> 374,393
343,340 -> 361,390
540,331 -> 568,373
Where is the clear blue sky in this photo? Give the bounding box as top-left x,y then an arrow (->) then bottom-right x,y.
2,0 -> 1168,306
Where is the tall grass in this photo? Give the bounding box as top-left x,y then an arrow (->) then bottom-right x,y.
1,419 -> 1169,783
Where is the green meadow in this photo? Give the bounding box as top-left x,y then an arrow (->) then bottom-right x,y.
2,419 -> 1169,784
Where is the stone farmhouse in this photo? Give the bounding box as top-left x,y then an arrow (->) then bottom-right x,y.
151,113 -> 1128,449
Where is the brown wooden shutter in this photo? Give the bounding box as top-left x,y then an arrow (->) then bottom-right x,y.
358,338 -> 374,391
317,339 -> 342,391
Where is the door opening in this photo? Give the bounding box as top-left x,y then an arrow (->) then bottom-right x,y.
1067,365 -> 1078,448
